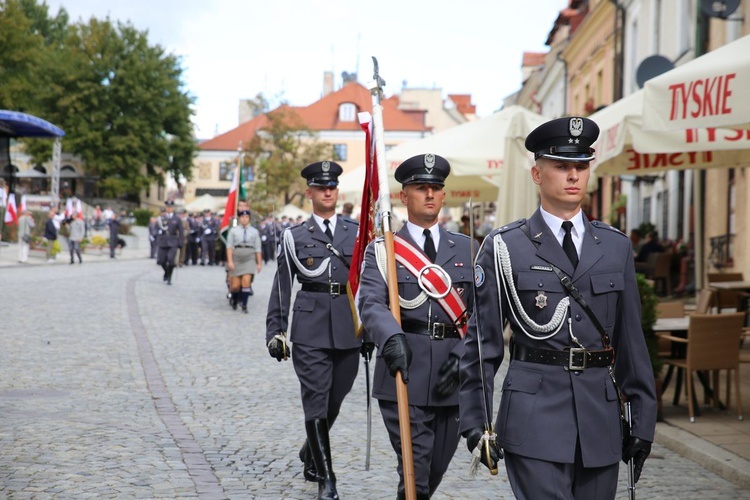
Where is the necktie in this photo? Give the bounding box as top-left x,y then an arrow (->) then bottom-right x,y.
423,228 -> 437,262
324,219 -> 333,240
243,227 -> 247,243
562,221 -> 578,268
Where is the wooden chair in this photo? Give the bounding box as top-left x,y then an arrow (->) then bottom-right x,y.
651,252 -> 673,296
656,301 -> 686,357
693,289 -> 715,315
707,272 -> 744,312
661,312 -> 745,422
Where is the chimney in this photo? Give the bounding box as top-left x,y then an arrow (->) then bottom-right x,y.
323,71 -> 334,96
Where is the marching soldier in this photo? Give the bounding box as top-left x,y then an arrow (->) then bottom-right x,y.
226,209 -> 262,312
459,117 -> 657,499
148,216 -> 159,259
201,209 -> 219,265
185,212 -> 201,266
358,154 -> 473,499
265,161 -> 361,500
178,209 -> 190,267
156,200 -> 184,285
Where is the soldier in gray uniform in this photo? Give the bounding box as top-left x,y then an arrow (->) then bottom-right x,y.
459,117 -> 657,499
358,154 -> 474,500
156,200 -> 185,285
200,209 -> 219,265
226,209 -> 262,313
265,161 -> 362,500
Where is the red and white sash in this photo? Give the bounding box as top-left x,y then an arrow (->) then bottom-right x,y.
393,234 -> 468,337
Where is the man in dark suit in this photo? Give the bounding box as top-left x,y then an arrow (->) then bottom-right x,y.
357,154 -> 474,499
459,117 -> 657,499
265,161 -> 362,500
156,200 -> 184,285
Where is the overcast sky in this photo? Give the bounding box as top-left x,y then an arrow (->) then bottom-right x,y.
44,0 -> 567,139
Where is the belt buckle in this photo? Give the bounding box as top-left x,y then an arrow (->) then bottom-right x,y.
329,282 -> 340,298
566,347 -> 587,371
431,323 -> 446,340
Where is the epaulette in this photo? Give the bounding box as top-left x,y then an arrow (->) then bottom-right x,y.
494,218 -> 527,235
445,230 -> 470,240
590,220 -> 628,238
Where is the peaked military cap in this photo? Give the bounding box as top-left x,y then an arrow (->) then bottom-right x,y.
301,161 -> 343,187
238,209 -> 251,216
525,116 -> 600,162
394,153 -> 450,186
165,200 -> 175,206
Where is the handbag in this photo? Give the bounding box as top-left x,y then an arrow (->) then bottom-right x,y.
22,234 -> 32,244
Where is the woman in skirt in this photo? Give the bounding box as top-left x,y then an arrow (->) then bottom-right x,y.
226,209 -> 263,313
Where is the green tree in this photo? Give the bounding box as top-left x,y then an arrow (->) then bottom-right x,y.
0,0 -> 48,110
16,7 -> 196,198
246,106 -> 332,207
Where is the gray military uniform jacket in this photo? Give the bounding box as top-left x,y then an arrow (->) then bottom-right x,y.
358,226 -> 473,407
459,209 -> 657,468
157,214 -> 184,248
266,215 -> 360,350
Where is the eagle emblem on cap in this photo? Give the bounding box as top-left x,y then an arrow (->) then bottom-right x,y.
424,153 -> 436,173
322,161 -> 330,172
569,118 -> 583,137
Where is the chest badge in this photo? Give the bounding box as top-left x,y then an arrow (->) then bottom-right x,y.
535,291 -> 548,309
306,257 -> 314,267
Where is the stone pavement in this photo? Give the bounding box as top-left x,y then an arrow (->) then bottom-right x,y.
0,232 -> 749,498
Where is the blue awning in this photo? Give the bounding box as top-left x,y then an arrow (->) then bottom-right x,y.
0,110 -> 65,138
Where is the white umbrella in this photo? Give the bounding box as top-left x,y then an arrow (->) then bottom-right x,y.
338,105 -> 546,221
589,90 -> 750,176
275,203 -> 308,220
185,193 -> 221,212
643,35 -> 750,131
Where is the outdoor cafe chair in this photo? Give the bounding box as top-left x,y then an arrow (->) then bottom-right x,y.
660,312 -> 744,422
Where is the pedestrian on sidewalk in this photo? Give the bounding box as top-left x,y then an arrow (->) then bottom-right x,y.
226,209 -> 262,313
43,207 -> 58,262
459,116 -> 657,499
18,208 -> 35,263
69,214 -> 85,264
265,161 -> 362,500
107,212 -> 121,259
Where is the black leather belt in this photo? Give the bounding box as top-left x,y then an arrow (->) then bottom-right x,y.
512,344 -> 614,371
234,244 -> 253,248
401,320 -> 460,340
301,282 -> 345,297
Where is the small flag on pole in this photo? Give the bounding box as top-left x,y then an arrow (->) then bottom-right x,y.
4,193 -> 18,225
347,112 -> 381,335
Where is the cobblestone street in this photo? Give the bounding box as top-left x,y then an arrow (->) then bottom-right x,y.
1,257 -> 749,499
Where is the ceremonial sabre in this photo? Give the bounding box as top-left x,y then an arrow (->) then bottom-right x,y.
626,402 -> 636,500
469,200 -> 498,475
272,204 -> 289,360
364,346 -> 372,470
368,56 -> 416,500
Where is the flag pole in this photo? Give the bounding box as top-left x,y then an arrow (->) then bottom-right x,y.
367,56 -> 416,500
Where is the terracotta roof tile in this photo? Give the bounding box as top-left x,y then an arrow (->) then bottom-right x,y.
200,82 -> 428,151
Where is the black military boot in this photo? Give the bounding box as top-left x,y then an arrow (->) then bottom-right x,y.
305,419 -> 338,500
166,265 -> 174,285
162,263 -> 168,281
299,440 -> 318,482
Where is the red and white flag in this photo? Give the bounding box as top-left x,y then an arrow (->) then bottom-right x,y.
4,193 -> 18,225
347,112 -> 382,334
220,163 -> 243,239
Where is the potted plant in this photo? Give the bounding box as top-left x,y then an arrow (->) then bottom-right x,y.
636,272 -> 664,420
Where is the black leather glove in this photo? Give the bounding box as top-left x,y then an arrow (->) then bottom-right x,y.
267,334 -> 290,362
622,437 -> 652,483
360,341 -> 375,360
435,354 -> 460,397
465,428 -> 503,470
381,334 -> 412,383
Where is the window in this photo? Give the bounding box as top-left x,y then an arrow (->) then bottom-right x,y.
338,103 -> 356,122
333,144 -> 347,161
